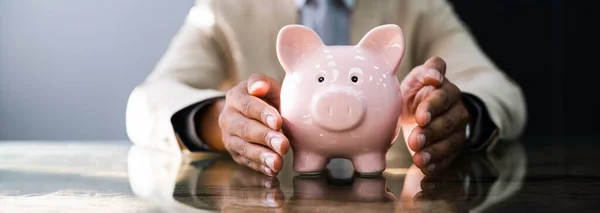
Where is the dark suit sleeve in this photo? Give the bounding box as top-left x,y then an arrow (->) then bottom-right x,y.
170,96 -> 225,152
462,93 -> 500,152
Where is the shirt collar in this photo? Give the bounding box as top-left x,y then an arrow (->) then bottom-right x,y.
293,0 -> 356,10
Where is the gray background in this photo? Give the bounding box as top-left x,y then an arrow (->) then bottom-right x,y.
0,0 -> 195,140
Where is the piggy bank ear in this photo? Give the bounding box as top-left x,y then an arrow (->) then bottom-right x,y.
276,24 -> 324,73
356,24 -> 405,75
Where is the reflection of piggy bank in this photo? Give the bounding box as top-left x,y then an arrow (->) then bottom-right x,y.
284,174 -> 396,212
276,24 -> 405,176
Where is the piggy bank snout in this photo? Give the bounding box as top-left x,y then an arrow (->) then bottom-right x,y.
311,88 -> 366,132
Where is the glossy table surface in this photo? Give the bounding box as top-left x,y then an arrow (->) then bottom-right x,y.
0,138 -> 597,212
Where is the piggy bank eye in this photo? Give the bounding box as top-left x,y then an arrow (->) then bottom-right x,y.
316,70 -> 328,84
348,67 -> 364,84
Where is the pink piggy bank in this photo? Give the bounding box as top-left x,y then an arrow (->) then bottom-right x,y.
276,24 -> 405,176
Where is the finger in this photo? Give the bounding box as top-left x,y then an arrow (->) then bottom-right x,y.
404,87 -> 437,116
226,135 -> 284,174
231,153 -> 273,176
246,73 -> 282,108
400,68 -> 444,113
401,57 -> 446,93
401,66 -> 443,99
421,103 -> 469,142
423,56 -> 447,76
414,83 -> 462,126
223,110 -> 290,155
227,85 -> 282,130
412,131 -> 466,174
406,126 -> 427,152
406,103 -> 469,152
231,150 -> 281,177
406,103 -> 467,152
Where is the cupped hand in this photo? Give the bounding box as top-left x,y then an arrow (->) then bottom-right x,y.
400,57 -> 471,175
219,73 -> 290,176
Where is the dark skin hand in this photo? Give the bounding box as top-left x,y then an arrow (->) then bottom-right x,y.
198,57 -> 470,177
198,73 -> 290,177
400,57 -> 471,175
197,98 -> 227,152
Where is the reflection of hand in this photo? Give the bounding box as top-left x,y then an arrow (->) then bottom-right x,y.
412,167 -> 470,213
191,158 -> 285,212
400,57 -> 471,175
398,154 -> 496,212
397,164 -> 469,212
222,166 -> 285,211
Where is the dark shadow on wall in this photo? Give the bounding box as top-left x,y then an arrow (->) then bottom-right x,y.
447,0 -> 583,143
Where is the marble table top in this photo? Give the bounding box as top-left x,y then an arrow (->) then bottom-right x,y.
0,138 -> 597,212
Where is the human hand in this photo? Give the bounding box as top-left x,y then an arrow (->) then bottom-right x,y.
400,57 -> 471,175
218,73 -> 290,177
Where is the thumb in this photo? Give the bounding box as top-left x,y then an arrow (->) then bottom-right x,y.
401,57 -> 446,95
246,73 -> 282,109
400,67 -> 443,110
423,56 -> 447,77
400,57 -> 446,117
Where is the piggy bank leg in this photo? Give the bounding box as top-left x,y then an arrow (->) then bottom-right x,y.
293,151 -> 328,175
352,153 -> 386,177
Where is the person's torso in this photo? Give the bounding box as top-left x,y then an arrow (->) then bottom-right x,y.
210,0 -> 425,87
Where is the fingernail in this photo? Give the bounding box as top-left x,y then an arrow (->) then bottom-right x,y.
265,155 -> 275,170
266,115 -> 277,129
427,69 -> 443,82
417,134 -> 426,148
422,152 -> 431,165
428,164 -> 436,173
264,166 -> 274,176
249,81 -> 267,93
270,136 -> 283,153
425,112 -> 432,125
